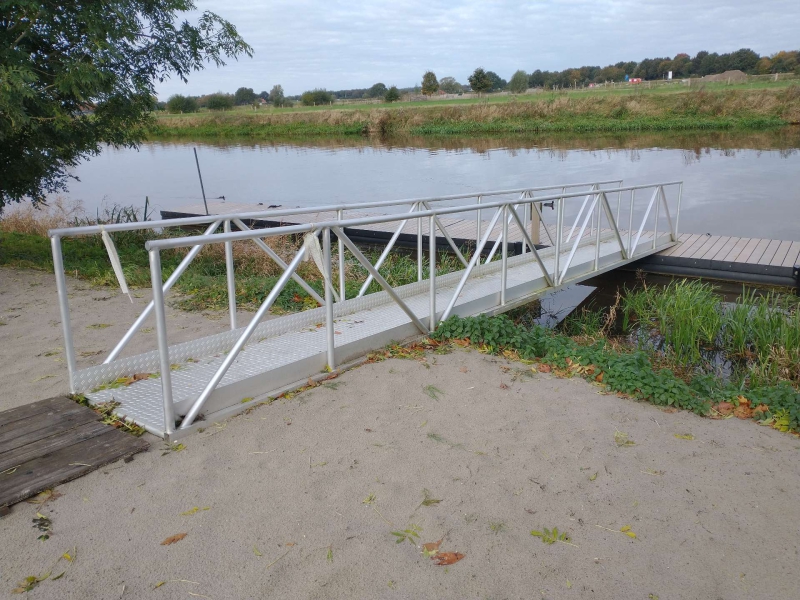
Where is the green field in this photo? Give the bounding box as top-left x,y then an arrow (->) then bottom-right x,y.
152,82 -> 800,138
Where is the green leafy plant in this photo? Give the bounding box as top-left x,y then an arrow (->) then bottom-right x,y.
531,527 -> 571,545
391,524 -> 422,545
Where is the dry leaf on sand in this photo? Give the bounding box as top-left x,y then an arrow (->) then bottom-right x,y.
161,533 -> 187,546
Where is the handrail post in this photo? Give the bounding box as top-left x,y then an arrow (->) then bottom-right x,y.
223,220 -> 237,330
627,189 -> 635,257
337,209 -> 346,301
594,195 -> 603,270
674,183 -> 683,240
148,248 -> 176,437
51,235 -> 77,392
476,195 -> 482,248
417,204 -> 423,282
323,228 -> 335,370
554,197 -> 564,284
429,215 -> 437,331
500,205 -> 508,305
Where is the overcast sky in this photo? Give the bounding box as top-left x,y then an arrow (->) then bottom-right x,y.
157,0 -> 800,98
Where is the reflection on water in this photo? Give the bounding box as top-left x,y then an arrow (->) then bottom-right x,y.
63,128 -> 800,241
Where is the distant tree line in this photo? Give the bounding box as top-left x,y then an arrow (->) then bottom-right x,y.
161,47 -> 799,114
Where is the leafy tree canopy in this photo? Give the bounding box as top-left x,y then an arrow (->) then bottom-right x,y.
270,84 -> 285,106
300,88 -> 334,106
205,93 -> 234,110
166,94 -> 198,113
384,86 -> 400,103
366,82 -> 387,98
508,70 -> 528,93
438,76 -> 463,94
233,86 -> 256,105
485,71 -> 507,91
421,71 -> 439,95
468,67 -> 492,94
0,1 -> 251,209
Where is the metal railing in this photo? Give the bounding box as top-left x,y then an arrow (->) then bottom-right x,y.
50,180 -> 681,436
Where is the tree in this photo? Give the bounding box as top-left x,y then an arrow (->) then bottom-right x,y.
0,1 -> 251,209
166,95 -> 198,114
366,83 -> 388,98
439,77 -> 462,94
270,85 -> 285,107
206,93 -> 234,110
258,90 -> 270,101
421,71 -> 439,95
508,70 -> 529,94
234,87 -> 257,105
300,89 -> 334,106
468,68 -> 492,94
485,71 -> 507,91
384,86 -> 400,103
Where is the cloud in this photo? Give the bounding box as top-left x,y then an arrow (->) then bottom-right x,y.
156,0 -> 800,97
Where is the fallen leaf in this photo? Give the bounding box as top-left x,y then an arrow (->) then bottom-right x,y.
537,364 -> 552,374
160,533 -> 187,546
133,373 -> 152,381
459,366 -> 468,373
253,546 -> 263,556
715,402 -> 734,416
26,489 -> 63,505
285,542 -> 296,547
661,407 -> 678,413
431,552 -> 465,566
594,372 -> 604,383
180,506 -> 210,516
589,472 -> 598,481
566,580 -> 572,589
154,581 -> 167,589
499,383 -> 509,390
422,539 -> 442,557
674,433 -> 695,440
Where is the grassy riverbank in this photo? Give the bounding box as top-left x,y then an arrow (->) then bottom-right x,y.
151,87 -> 800,138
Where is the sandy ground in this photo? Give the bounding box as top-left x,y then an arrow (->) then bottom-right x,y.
2,266 -> 800,599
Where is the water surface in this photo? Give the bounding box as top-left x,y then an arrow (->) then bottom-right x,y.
63,129 -> 800,241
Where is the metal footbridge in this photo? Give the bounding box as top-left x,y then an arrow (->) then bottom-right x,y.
49,180 -> 682,439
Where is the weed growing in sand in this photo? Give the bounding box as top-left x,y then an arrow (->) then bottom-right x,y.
420,489 -> 442,507
423,385 -> 444,400
390,524 -> 422,545
531,527 -> 573,546
489,521 -> 507,534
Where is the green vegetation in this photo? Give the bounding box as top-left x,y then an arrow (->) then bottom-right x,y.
1,1 -> 251,209
166,95 -> 199,114
432,286 -> 800,433
150,86 -> 800,138
421,71 -> 439,96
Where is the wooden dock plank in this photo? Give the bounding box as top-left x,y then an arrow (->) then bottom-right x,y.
0,429 -> 148,508
770,240 -> 794,267
659,234 -> 700,257
695,236 -> 725,260
744,238 -> 773,265
0,405 -> 98,452
759,239 -> 783,265
0,420 -> 110,473
711,237 -> 741,262
781,242 -> 800,268
721,237 -> 751,263
0,397 -> 149,507
700,236 -> 731,260
683,235 -> 719,259
734,238 -> 762,264
671,234 -> 710,258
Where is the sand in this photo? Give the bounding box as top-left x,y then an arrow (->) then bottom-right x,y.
1,265 -> 800,599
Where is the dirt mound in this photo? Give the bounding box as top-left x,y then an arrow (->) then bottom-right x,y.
701,70 -> 748,83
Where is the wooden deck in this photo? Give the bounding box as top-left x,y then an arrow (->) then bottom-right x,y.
0,397 -> 149,508
164,202 -> 800,288
638,232 -> 800,287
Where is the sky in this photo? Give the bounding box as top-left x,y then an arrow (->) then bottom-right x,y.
156,0 -> 800,98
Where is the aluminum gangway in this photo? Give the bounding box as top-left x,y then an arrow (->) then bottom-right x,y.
49,180 -> 682,439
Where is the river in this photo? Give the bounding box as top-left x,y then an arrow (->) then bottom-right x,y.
62,129 -> 800,241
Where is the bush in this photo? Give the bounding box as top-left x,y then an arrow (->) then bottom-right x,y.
300,89 -> 334,106
384,86 -> 400,103
165,94 -> 198,114
206,93 -> 234,110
